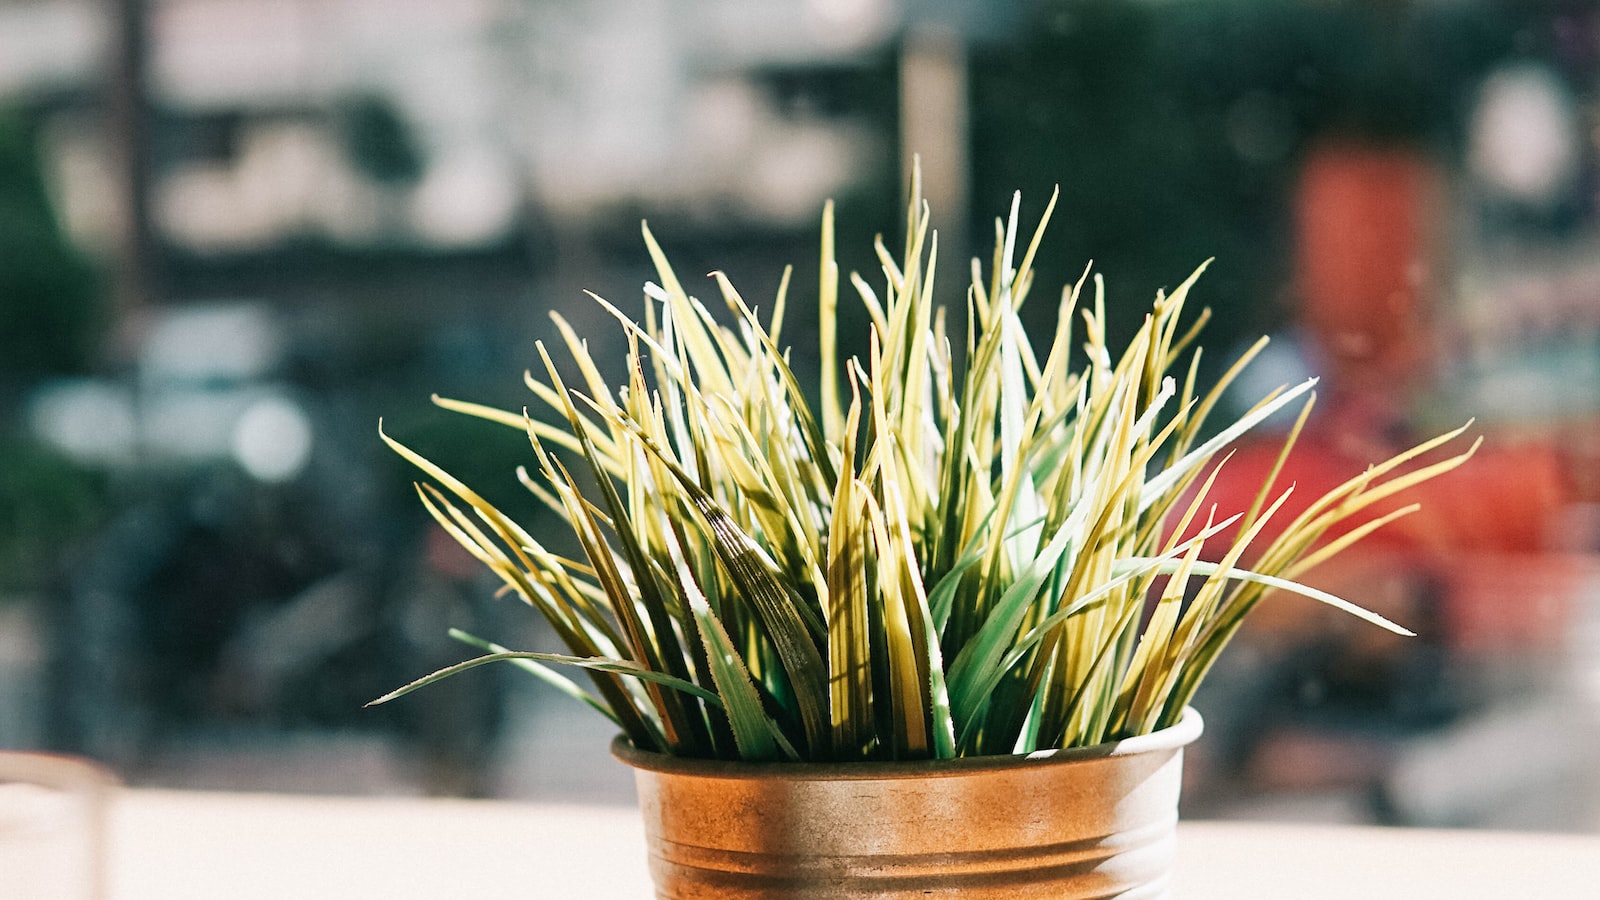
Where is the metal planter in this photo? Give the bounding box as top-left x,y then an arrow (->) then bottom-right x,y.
613,708 -> 1203,899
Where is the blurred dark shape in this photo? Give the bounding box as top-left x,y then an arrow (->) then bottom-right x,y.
0,105 -> 111,603
44,460 -> 509,795
0,109 -> 103,381
0,436 -> 107,595
23,294 -> 541,793
338,94 -> 425,188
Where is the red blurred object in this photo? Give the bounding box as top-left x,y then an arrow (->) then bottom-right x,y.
1192,425 -> 1584,653
1436,552 -> 1591,654
1295,142 -> 1445,399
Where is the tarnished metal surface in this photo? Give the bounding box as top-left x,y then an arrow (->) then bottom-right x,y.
614,709 -> 1203,899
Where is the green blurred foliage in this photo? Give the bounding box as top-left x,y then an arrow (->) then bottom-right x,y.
0,435 -> 107,593
0,108 -> 104,380
1,107 -> 108,594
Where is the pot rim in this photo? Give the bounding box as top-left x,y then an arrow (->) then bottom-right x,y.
611,706 -> 1202,780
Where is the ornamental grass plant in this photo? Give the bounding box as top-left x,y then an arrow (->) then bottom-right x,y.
375,173 -> 1476,763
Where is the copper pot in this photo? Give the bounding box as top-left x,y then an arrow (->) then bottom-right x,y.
613,709 -> 1203,899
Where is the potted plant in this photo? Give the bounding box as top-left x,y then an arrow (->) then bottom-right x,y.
375,173 -> 1475,898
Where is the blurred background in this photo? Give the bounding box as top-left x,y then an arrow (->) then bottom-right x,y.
2,0 -> 1599,831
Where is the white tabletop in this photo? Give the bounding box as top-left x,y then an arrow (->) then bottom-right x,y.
106,789 -> 1598,899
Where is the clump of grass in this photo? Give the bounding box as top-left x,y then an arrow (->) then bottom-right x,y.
375,174 -> 1476,762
